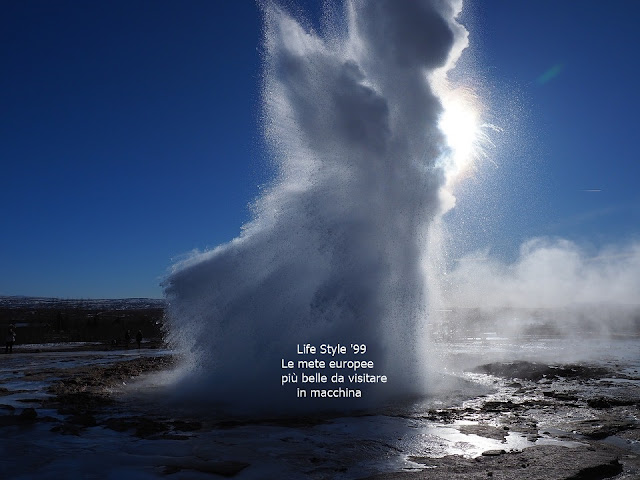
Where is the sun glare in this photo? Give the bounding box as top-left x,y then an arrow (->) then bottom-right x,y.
437,87 -> 491,186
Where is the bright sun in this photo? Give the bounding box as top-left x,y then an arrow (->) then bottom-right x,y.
437,87 -> 490,186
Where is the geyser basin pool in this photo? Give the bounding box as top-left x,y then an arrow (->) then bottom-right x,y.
1,336 -> 638,479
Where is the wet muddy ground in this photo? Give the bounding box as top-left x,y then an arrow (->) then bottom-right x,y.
0,344 -> 639,479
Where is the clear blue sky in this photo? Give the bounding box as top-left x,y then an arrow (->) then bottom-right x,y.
2,1 -> 639,298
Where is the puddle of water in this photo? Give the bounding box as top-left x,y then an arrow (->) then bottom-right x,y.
403,422 -> 585,460
603,435 -> 640,453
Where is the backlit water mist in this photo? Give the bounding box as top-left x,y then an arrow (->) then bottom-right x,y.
164,0 -> 469,413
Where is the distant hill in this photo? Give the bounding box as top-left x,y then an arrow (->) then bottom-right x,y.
0,296 -> 165,310
0,296 -> 165,345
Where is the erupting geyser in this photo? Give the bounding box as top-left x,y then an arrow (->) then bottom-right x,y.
164,0 -> 474,413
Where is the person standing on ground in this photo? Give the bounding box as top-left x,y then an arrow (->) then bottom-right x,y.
135,330 -> 142,350
125,330 -> 131,349
5,325 -> 16,354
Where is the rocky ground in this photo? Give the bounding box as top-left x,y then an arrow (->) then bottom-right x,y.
1,353 -> 639,479
365,360 -> 640,479
1,356 -> 176,431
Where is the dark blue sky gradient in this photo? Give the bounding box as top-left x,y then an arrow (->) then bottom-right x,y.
2,1 -> 639,298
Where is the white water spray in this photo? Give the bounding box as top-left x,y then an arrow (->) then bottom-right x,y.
163,0 -> 473,413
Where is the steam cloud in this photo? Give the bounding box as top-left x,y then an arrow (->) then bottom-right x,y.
442,238 -> 640,336
163,0 -> 468,413
447,238 -> 640,309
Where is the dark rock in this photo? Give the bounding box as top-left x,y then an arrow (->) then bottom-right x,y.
56,405 -> 82,416
481,450 -> 506,456
480,401 -> 520,413
50,391 -> 114,413
134,418 -> 169,438
104,416 -> 169,438
564,459 -> 622,480
68,413 -> 97,427
158,434 -> 190,441
162,465 -> 181,475
171,420 -> 202,432
458,425 -> 508,441
474,361 -> 611,382
0,415 -> 20,427
425,409 -> 456,423
19,408 -> 38,421
51,423 -> 82,436
587,397 -> 637,409
543,391 -> 578,401
161,460 -> 249,477
575,419 -> 636,440
104,417 -> 131,432
365,445 -> 622,480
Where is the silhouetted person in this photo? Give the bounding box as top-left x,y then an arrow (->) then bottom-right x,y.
5,325 -> 16,354
125,330 -> 131,349
135,330 -> 142,350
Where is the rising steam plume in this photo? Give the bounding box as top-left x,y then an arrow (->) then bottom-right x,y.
163,0 -> 468,413
443,238 -> 640,338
